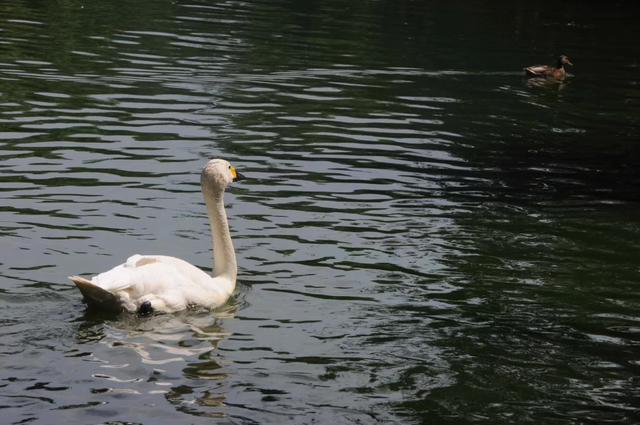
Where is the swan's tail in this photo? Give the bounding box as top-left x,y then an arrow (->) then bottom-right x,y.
69,276 -> 123,312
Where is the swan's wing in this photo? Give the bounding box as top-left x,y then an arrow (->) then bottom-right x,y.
91,254 -> 166,292
91,254 -> 214,295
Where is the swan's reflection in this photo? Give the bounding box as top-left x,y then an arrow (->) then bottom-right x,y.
74,296 -> 241,418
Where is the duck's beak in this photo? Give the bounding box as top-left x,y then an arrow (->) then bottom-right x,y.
566,58 -> 573,66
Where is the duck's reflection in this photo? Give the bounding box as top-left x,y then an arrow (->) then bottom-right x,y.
525,76 -> 569,91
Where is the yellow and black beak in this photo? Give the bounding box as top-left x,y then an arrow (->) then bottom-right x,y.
230,165 -> 245,182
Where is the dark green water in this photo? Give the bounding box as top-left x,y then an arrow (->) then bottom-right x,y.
1,1 -> 640,424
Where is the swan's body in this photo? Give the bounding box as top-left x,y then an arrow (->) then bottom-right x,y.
70,159 -> 243,314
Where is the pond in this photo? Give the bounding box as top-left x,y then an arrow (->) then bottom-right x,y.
1,1 -> 639,424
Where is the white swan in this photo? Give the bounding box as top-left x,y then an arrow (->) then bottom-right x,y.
69,159 -> 244,314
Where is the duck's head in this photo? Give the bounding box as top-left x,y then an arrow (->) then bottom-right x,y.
201,158 -> 244,193
558,55 -> 573,67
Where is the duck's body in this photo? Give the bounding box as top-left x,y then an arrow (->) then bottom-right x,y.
70,159 -> 243,314
524,55 -> 573,80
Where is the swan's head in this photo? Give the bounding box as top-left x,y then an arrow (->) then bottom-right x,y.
201,159 -> 243,194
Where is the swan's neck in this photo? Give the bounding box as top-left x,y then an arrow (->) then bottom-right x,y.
204,187 -> 237,291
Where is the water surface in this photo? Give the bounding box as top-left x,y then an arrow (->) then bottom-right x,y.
1,1 -> 640,424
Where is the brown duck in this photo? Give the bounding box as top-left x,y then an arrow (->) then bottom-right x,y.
524,55 -> 573,80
